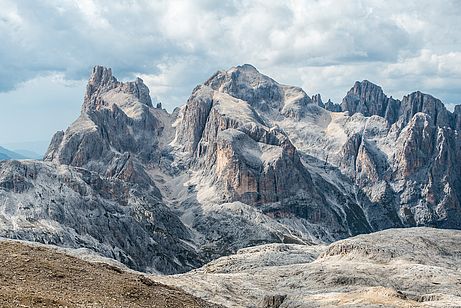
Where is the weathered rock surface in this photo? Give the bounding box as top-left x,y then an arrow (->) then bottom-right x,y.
45,66 -> 168,174
1,63 -> 461,277
1,66 -> 203,274
173,65 -> 373,251
324,98 -> 342,112
0,160 -> 201,274
398,91 -> 452,128
311,93 -> 324,108
341,80 -> 401,124
155,227 -> 461,307
204,64 -> 313,119
335,80 -> 461,229
312,94 -> 342,112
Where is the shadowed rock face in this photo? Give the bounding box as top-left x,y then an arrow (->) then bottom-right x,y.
392,114 -> 461,227
399,91 -> 452,128
174,66 -> 373,243
0,160 -> 201,274
341,80 -> 401,124
324,99 -> 342,112
1,64 -> 461,275
341,80 -> 455,129
0,66 -> 203,274
313,94 -> 342,112
337,80 -> 461,229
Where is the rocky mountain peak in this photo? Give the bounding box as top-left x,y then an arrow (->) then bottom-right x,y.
203,64 -> 312,119
399,91 -> 450,128
84,66 -> 117,104
341,80 -> 388,117
312,94 -> 324,107
45,66 -> 163,170
83,66 -> 152,111
341,80 -> 404,124
204,64 -> 282,108
88,66 -> 116,89
5,63 -> 461,278
231,63 -> 259,73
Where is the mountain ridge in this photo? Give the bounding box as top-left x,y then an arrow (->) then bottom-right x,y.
0,146 -> 28,160
0,64 -> 460,274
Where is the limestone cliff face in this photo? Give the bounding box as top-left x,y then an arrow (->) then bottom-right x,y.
338,80 -> 461,229
341,81 -> 454,129
44,66 -> 170,188
2,67 -> 200,274
2,64 -> 461,275
174,65 -> 372,241
392,113 -> 461,227
453,105 -> 461,130
174,65 -> 461,236
0,160 -> 201,274
213,129 -> 312,204
398,91 -> 451,129
341,80 -> 402,125
175,82 -> 316,205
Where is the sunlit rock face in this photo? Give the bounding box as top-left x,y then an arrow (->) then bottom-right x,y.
1,64 -> 461,275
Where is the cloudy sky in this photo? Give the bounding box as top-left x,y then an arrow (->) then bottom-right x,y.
1,0 -> 460,153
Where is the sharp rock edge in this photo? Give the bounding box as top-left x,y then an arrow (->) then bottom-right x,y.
0,64 -> 460,275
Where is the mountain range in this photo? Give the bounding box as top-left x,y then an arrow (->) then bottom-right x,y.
0,146 -> 43,160
0,64 -> 460,279
0,146 -> 27,160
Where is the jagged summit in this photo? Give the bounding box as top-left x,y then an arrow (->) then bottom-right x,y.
87,66 -> 117,92
2,64 -> 461,276
340,79 -> 460,129
311,93 -> 323,107
341,80 -> 392,119
203,64 -> 313,119
399,90 -> 451,128
84,65 -> 153,111
46,65 -> 164,168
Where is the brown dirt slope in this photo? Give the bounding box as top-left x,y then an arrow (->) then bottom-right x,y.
0,240 -> 221,308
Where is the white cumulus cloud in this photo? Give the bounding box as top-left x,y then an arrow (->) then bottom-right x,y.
0,0 -> 460,145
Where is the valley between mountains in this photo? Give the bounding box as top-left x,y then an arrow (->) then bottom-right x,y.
1,64 -> 461,307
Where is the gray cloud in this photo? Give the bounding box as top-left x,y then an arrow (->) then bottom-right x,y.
0,0 -> 460,133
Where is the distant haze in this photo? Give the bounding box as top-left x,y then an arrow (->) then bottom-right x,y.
0,0 -> 460,150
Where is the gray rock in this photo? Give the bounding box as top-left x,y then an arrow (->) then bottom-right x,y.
155,228 -> 461,307
0,160 -> 201,274
324,99 -> 342,112
341,80 -> 401,124
311,94 -> 324,108
258,295 -> 287,308
2,63 -> 461,278
204,64 -> 313,119
398,91 -> 451,128
173,65 -> 373,252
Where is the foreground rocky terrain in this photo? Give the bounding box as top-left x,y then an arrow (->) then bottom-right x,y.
0,239 -> 220,308
155,227 -> 461,307
2,227 -> 459,307
0,64 -> 461,275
